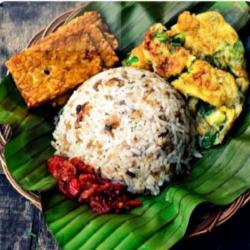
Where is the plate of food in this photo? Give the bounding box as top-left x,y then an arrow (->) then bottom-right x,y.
1,1 -> 250,249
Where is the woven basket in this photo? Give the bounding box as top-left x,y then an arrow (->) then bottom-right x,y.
1,7 -> 250,238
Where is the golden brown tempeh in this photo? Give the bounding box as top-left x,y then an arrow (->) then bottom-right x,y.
6,31 -> 102,107
6,11 -> 119,108
84,24 -> 119,67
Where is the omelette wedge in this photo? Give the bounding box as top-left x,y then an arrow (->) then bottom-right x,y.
168,11 -> 249,92
125,10 -> 249,148
124,23 -> 195,79
123,43 -> 152,70
196,102 -> 242,148
172,60 -> 241,108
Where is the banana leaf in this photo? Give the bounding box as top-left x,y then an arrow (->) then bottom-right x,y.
1,1 -> 250,249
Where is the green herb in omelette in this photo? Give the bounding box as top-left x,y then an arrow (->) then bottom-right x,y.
153,32 -> 170,43
123,56 -> 139,66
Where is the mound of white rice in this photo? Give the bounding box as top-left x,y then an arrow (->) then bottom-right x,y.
52,67 -> 195,195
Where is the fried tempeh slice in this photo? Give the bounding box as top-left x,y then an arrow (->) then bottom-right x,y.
38,12 -> 118,68
42,12 -> 118,50
49,12 -> 119,106
6,31 -> 102,108
36,12 -> 101,45
57,12 -> 119,66
102,31 -> 119,50
84,25 -> 119,67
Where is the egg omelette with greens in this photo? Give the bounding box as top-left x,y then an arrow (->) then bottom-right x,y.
123,11 -> 249,149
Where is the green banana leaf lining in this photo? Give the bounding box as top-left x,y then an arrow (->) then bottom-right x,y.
0,2 -> 250,249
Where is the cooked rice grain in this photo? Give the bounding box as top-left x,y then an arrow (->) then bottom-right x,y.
52,67 -> 195,195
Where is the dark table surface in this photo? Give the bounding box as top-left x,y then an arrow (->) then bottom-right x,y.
1,2 -> 250,250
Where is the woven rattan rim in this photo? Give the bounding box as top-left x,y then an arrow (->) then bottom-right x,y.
1,6 -> 250,238
0,8 -> 76,211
